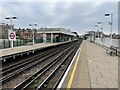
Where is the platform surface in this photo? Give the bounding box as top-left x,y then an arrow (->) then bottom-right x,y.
0,42 -> 68,58
60,40 -> 118,89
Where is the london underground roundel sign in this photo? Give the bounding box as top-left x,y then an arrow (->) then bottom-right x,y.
10,32 -> 15,39
8,30 -> 16,41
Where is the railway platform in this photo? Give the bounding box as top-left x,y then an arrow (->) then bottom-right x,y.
58,40 -> 118,89
0,41 -> 71,61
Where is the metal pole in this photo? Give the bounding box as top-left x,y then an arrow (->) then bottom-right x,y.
97,25 -> 99,38
32,25 -> 35,45
10,16 -> 13,48
110,13 -> 113,47
94,31 -> 96,43
95,25 -> 97,43
97,25 -> 100,44
101,22 -> 103,46
43,28 -> 46,43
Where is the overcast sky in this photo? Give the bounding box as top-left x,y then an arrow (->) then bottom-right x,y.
1,0 -> 119,35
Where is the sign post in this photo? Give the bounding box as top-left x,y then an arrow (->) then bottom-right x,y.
8,29 -> 16,48
43,33 -> 46,43
5,16 -> 17,48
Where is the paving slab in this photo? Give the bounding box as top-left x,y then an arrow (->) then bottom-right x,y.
0,41 -> 70,58
86,40 -> 118,88
60,40 -> 118,89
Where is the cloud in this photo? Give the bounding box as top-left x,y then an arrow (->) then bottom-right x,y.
51,14 -> 69,25
2,2 -> 33,18
39,2 -> 57,17
91,2 -> 104,8
84,17 -> 97,23
1,1 -> 118,35
1,0 -> 120,2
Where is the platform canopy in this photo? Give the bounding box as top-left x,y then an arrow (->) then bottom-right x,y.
37,28 -> 76,36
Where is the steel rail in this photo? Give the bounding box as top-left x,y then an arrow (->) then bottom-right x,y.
1,43 -> 71,84
12,41 -> 78,90
2,41 -> 73,74
37,43 -> 78,90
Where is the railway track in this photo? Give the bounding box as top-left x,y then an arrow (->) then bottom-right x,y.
1,40 -> 82,89
29,44 -> 79,90
1,41 -> 72,78
39,43 -> 79,90
2,41 -> 73,74
1,47 -> 64,84
12,40 -> 82,90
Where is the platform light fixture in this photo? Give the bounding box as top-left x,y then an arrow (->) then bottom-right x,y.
5,16 -> 17,48
98,21 -> 103,46
29,24 -> 37,45
95,24 -> 99,38
105,13 -> 113,47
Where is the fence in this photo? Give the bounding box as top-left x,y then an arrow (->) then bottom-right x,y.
0,37 -> 72,49
0,39 -> 24,49
0,38 -> 44,49
95,38 -> 119,47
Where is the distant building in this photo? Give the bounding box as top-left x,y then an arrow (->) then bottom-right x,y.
113,34 -> 120,39
14,27 -> 78,43
84,31 -> 95,41
37,28 -> 77,42
84,30 -> 120,42
14,28 -> 37,40
0,23 -> 78,43
0,23 -> 14,39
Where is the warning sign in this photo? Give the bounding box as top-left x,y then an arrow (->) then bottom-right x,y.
8,29 -> 16,41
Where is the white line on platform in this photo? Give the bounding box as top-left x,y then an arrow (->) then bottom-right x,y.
57,45 -> 81,89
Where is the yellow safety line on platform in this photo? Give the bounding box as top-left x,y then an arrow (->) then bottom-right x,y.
67,46 -> 82,90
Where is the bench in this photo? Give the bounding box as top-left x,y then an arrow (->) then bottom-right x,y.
117,49 -> 120,56
105,46 -> 118,56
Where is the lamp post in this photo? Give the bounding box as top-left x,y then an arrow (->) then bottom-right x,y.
5,16 -> 17,48
105,13 -> 113,47
43,28 -> 46,43
95,24 -> 99,44
98,21 -> 103,46
29,24 -> 37,45
95,24 -> 99,38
